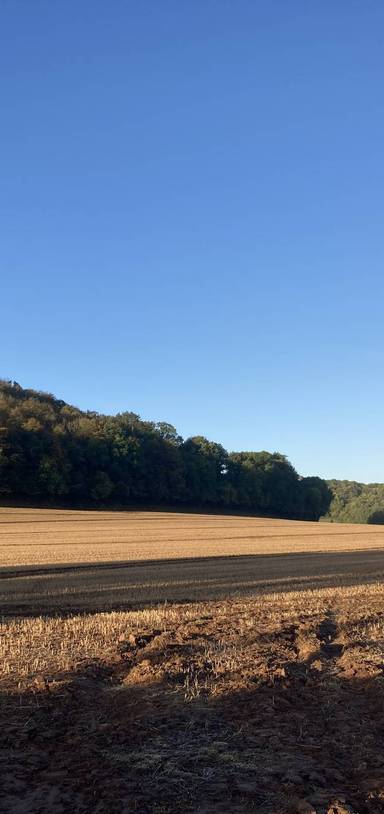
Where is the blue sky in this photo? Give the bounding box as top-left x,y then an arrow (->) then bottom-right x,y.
1,2 -> 384,482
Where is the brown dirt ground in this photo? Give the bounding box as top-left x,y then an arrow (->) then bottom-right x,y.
2,585 -> 384,814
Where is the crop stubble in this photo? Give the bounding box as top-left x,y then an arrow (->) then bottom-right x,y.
2,508 -> 384,614
2,509 -> 384,813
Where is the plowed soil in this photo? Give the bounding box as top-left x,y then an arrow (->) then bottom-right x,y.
2,510 -> 384,813
3,587 -> 384,813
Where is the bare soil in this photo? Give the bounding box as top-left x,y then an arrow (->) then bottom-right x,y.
3,586 -> 384,813
2,509 -> 384,813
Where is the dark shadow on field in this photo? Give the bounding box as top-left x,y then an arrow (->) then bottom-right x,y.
2,547 -> 384,617
2,612 -> 384,813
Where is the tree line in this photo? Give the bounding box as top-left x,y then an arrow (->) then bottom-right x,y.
0,380 -> 331,520
324,479 -> 384,524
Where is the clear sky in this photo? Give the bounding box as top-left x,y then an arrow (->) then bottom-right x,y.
1,2 -> 384,482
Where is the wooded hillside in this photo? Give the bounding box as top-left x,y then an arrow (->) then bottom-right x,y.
0,380 -> 331,520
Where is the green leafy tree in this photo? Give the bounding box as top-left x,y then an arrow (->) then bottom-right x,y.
182,437 -> 228,505
91,471 -> 114,501
0,380 -> 331,521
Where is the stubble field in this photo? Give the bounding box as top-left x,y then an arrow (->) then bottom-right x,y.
2,508 -> 384,814
2,507 -> 384,614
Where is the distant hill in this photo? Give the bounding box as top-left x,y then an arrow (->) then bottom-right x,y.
0,379 -> 331,520
324,479 -> 384,524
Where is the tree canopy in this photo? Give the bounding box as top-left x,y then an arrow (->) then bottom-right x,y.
325,479 -> 384,524
0,380 -> 331,520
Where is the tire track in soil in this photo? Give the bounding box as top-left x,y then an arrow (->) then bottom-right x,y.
316,615 -> 344,661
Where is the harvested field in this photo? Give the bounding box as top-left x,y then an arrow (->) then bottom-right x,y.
3,508 -> 384,568
2,508 -> 384,813
3,585 -> 384,813
2,508 -> 384,614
